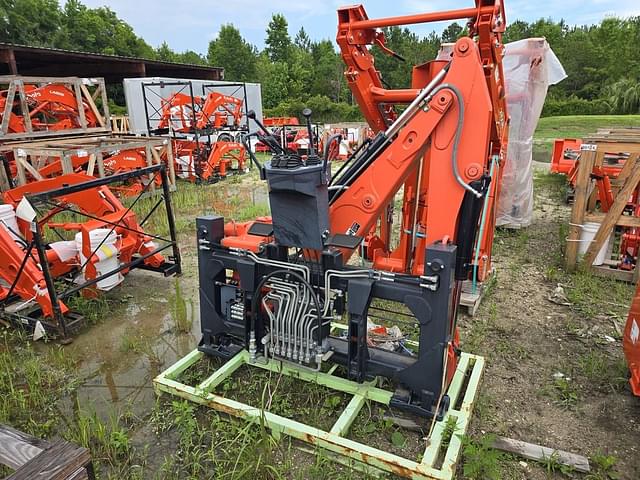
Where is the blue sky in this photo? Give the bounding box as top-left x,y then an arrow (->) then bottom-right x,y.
75,0 -> 640,54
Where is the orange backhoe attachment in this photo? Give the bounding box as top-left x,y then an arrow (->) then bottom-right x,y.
196,1 -> 510,422
173,139 -> 246,182
333,1 -> 509,279
0,83 -> 100,134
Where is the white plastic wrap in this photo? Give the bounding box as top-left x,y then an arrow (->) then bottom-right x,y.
497,38 -> 567,227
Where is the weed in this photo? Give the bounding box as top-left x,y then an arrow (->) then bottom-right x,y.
441,416 -> 458,450
119,330 -> 161,366
546,377 -> 579,409
564,269 -> 634,320
587,453 -> 620,480
66,293 -> 116,324
461,434 -> 504,480
540,450 -> 575,476
170,278 -> 193,333
579,351 -> 629,392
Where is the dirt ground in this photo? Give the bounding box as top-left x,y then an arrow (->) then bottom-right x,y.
459,166 -> 639,479
2,164 -> 639,479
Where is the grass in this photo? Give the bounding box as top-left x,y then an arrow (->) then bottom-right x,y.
578,350 -> 628,393
0,328 -> 79,438
521,171 -> 636,321
133,173 -> 269,237
461,434 -> 504,480
534,115 -> 640,149
148,395 -> 358,479
170,278 -> 193,334
3,116 -> 639,477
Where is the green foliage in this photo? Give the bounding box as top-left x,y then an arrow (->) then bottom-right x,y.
441,22 -> 465,43
462,434 -> 504,480
371,26 -> 440,89
0,0 -> 63,47
542,96 -> 612,117
294,27 -> 311,52
265,14 -> 292,63
587,453 -> 620,480
0,0 -> 209,66
208,24 -> 258,81
4,0 -> 640,120
56,0 -> 154,57
505,16 -> 640,113
604,78 -> 640,114
266,94 -> 361,123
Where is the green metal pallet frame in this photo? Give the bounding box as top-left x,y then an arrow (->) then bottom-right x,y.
153,348 -> 484,479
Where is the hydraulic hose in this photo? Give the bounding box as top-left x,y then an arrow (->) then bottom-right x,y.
426,83 -> 483,199
472,155 -> 498,293
250,269 -> 322,355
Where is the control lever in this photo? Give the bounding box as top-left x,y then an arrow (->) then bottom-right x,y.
247,110 -> 284,154
302,108 -> 321,165
302,108 -> 316,157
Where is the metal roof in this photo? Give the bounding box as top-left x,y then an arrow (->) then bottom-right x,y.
0,43 -> 224,83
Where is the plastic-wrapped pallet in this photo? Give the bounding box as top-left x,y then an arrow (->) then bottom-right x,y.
496,38 -> 567,228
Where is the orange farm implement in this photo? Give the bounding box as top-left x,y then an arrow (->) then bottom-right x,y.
0,135 -> 176,198
0,76 -> 110,141
142,81 -> 250,183
157,0 -> 507,477
0,164 -> 181,336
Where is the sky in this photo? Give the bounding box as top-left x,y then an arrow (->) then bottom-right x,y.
73,0 -> 640,54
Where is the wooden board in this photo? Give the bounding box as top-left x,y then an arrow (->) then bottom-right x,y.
565,146 -> 597,270
0,425 -> 95,480
492,436 -> 590,473
0,425 -> 48,471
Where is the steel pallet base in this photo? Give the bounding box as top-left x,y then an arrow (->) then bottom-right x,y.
153,347 -> 485,479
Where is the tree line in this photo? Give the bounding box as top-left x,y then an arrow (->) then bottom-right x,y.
1,0 -> 639,120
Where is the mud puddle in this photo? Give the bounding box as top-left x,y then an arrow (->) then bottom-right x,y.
61,257 -> 201,421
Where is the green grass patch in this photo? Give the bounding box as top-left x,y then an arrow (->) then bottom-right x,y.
535,115 -> 640,148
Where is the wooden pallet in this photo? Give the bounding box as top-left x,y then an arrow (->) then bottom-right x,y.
0,134 -> 176,194
110,115 -> 130,134
0,425 -> 95,479
459,270 -> 495,316
565,134 -> 640,281
0,76 -> 110,142
154,348 -> 485,480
